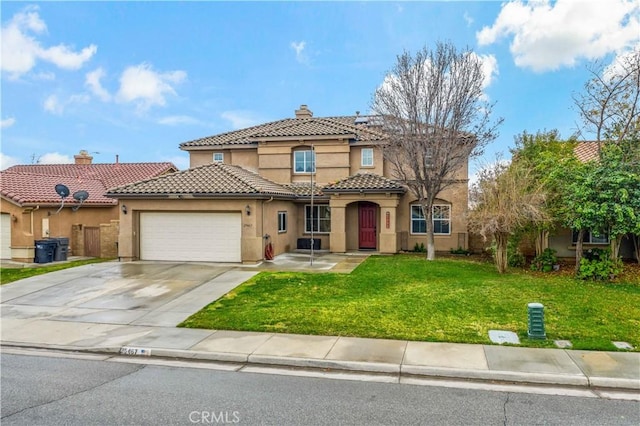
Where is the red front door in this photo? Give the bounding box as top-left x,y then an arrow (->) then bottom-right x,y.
359,203 -> 377,250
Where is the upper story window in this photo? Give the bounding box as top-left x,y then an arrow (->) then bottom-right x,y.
572,230 -> 609,244
361,148 -> 374,167
411,204 -> 451,235
213,152 -> 224,163
294,150 -> 316,173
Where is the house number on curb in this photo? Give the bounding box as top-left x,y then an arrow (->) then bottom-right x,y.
119,346 -> 152,356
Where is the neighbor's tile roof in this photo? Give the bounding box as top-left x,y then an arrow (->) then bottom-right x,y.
106,163 -> 296,197
5,163 -> 177,189
180,116 -> 385,148
323,173 -> 406,193
1,172 -> 115,206
574,141 -> 600,162
1,162 -> 176,206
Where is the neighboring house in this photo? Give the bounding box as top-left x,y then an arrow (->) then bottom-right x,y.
547,141 -> 636,260
0,151 -> 177,261
107,105 -> 469,263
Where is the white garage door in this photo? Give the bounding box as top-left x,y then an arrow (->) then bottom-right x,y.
140,212 -> 242,262
1,213 -> 11,259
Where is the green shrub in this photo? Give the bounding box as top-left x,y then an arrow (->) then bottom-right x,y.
531,248 -> 557,272
578,248 -> 623,281
413,242 -> 426,253
508,250 -> 526,268
450,246 -> 470,255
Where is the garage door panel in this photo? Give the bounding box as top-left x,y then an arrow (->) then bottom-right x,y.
140,212 -> 241,262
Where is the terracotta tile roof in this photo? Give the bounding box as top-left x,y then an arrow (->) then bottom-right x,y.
5,162 -> 177,189
180,116 -> 385,148
1,162 -> 176,207
106,163 -> 296,198
1,172 -> 115,206
574,141 -> 600,162
323,173 -> 406,193
282,182 -> 326,197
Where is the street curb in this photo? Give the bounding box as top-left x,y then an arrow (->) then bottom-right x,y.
401,365 -> 589,387
247,354 -> 400,374
3,342 -> 638,391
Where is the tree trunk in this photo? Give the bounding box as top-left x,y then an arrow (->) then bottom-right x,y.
494,232 -> 508,274
610,236 -> 622,261
423,204 -> 436,261
535,229 -> 549,257
633,234 -> 640,265
575,229 -> 585,274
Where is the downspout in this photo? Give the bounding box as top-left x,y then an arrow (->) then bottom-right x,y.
262,197 -> 274,260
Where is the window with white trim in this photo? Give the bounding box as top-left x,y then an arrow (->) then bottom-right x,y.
213,152 -> 224,163
411,204 -> 451,235
294,150 -> 315,173
361,148 -> 374,167
278,211 -> 287,233
305,205 -> 331,233
572,230 -> 609,244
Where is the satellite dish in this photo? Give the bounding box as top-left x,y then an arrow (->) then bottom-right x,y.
55,184 -> 70,198
73,190 -> 89,202
72,190 -> 89,211
52,183 -> 71,215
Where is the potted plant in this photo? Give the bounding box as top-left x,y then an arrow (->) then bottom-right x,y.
531,248 -> 558,272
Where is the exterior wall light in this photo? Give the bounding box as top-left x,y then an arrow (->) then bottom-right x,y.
245,205 -> 251,216
121,204 -> 128,215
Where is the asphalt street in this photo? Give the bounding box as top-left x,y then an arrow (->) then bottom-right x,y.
2,352 -> 639,426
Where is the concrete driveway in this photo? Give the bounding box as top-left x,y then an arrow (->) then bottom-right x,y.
1,262 -> 258,327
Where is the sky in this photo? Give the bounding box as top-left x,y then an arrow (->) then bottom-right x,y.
1,0 -> 639,173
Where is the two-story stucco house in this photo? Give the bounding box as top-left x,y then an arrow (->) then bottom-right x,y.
107,105 -> 469,263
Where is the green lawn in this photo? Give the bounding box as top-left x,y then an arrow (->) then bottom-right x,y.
180,255 -> 640,351
0,258 -> 113,285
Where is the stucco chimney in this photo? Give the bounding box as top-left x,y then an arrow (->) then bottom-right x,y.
74,150 -> 93,165
295,104 -> 313,119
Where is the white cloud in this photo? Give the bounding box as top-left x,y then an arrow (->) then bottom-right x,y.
463,11 -> 474,27
43,94 -> 63,115
1,117 -> 16,128
116,63 -> 187,112
1,5 -> 97,79
221,110 -> 263,129
477,0 -> 640,72
290,41 -> 309,64
85,67 -> 111,101
157,115 -> 200,126
0,152 -> 21,170
38,152 -> 73,164
469,53 -> 498,89
43,93 -> 89,115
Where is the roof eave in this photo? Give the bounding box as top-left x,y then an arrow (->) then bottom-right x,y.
180,143 -> 258,151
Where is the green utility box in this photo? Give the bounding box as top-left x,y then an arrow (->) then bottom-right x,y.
527,302 -> 546,339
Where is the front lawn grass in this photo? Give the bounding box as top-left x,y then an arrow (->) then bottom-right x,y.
0,258 -> 113,285
180,255 -> 640,351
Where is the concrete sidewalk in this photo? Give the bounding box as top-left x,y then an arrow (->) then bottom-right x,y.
2,320 -> 638,392
1,257 -> 639,393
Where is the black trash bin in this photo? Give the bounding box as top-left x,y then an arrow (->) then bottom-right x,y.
34,240 -> 56,264
53,237 -> 69,261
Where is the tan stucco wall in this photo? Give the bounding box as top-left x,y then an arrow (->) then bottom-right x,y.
117,198 -> 305,263
349,145 -> 384,176
396,182 -> 469,252
178,134 -> 471,257
1,198 -> 118,261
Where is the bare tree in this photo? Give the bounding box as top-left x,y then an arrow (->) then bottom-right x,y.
371,42 -> 502,260
573,49 -> 640,147
468,160 -> 549,274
